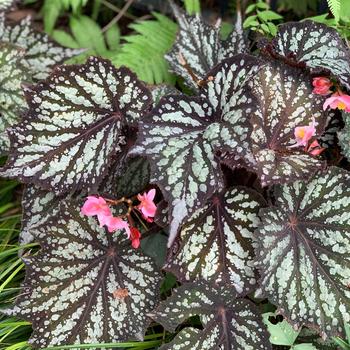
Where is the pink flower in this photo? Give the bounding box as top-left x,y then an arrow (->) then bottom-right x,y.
323,93 -> 350,112
100,215 -> 131,236
312,77 -> 332,95
81,196 -> 111,218
307,140 -> 325,156
290,118 -> 317,148
137,189 -> 157,220
130,227 -> 141,249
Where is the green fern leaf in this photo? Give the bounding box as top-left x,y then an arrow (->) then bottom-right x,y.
112,13 -> 177,84
327,0 -> 340,21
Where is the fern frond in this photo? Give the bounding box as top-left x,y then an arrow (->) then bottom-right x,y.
327,0 -> 341,21
112,13 -> 177,84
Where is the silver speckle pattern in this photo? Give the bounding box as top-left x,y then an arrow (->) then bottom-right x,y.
9,201 -> 162,348
250,60 -> 328,186
1,57 -> 151,195
166,2 -> 247,89
165,187 -> 264,295
152,282 -> 271,350
270,20 -> 350,90
256,167 -> 350,338
338,112 -> 350,161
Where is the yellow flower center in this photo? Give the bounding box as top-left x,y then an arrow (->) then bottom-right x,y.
296,128 -> 306,139
337,101 -> 346,110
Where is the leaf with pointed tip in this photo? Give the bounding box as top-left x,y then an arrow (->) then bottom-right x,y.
164,187 -> 264,295
0,43 -> 29,154
1,57 -> 152,195
166,2 -> 248,89
338,112 -> 350,160
8,200 -> 162,348
151,282 -> 271,350
266,20 -> 350,90
256,167 -> 350,338
20,185 -> 62,245
0,13 -> 81,81
133,54 -> 261,245
250,61 -> 328,186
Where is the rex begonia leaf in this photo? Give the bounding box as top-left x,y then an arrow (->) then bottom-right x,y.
150,281 -> 271,350
256,166 -> 350,338
8,200 -> 162,348
0,13 -> 81,81
133,54 -> 260,245
265,20 -> 350,90
20,185 -> 62,245
150,84 -> 179,106
164,187 -> 264,295
166,1 -> 247,89
0,57 -> 152,195
0,43 -> 29,153
250,60 -> 328,186
338,112 -> 350,160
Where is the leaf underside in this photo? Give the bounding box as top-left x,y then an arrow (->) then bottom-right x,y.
267,20 -> 350,90
256,167 -> 350,338
249,60 -> 328,186
166,2 -> 248,89
151,281 -> 271,350
9,200 -> 162,348
165,187 -> 264,295
0,13 -> 81,81
1,57 -> 151,195
0,43 -> 29,154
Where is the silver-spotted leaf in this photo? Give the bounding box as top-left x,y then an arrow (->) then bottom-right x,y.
164,187 -> 264,295
1,57 -> 152,195
9,200 -> 162,348
133,54 -> 261,245
250,60 -> 328,186
319,111 -> 342,149
20,185 -> 62,245
0,0 -> 15,11
150,281 -> 271,350
338,112 -> 350,160
166,2 -> 247,89
0,13 -> 81,81
0,43 -> 29,154
297,328 -> 337,350
256,166 -> 350,338
150,84 -> 179,106
267,20 -> 350,90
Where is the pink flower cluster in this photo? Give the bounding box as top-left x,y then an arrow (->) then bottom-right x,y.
81,189 -> 157,249
312,76 -> 350,112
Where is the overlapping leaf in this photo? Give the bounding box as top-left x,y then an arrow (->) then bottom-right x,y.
166,1 -> 248,89
256,167 -> 350,338
134,54 -> 260,245
0,57 -> 152,194
8,200 -> 162,348
338,112 -> 350,160
0,43 -> 29,153
164,187 -> 264,294
249,60 -> 328,186
0,13 -> 81,80
150,282 -> 271,350
266,20 -> 350,90
20,185 -> 62,245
